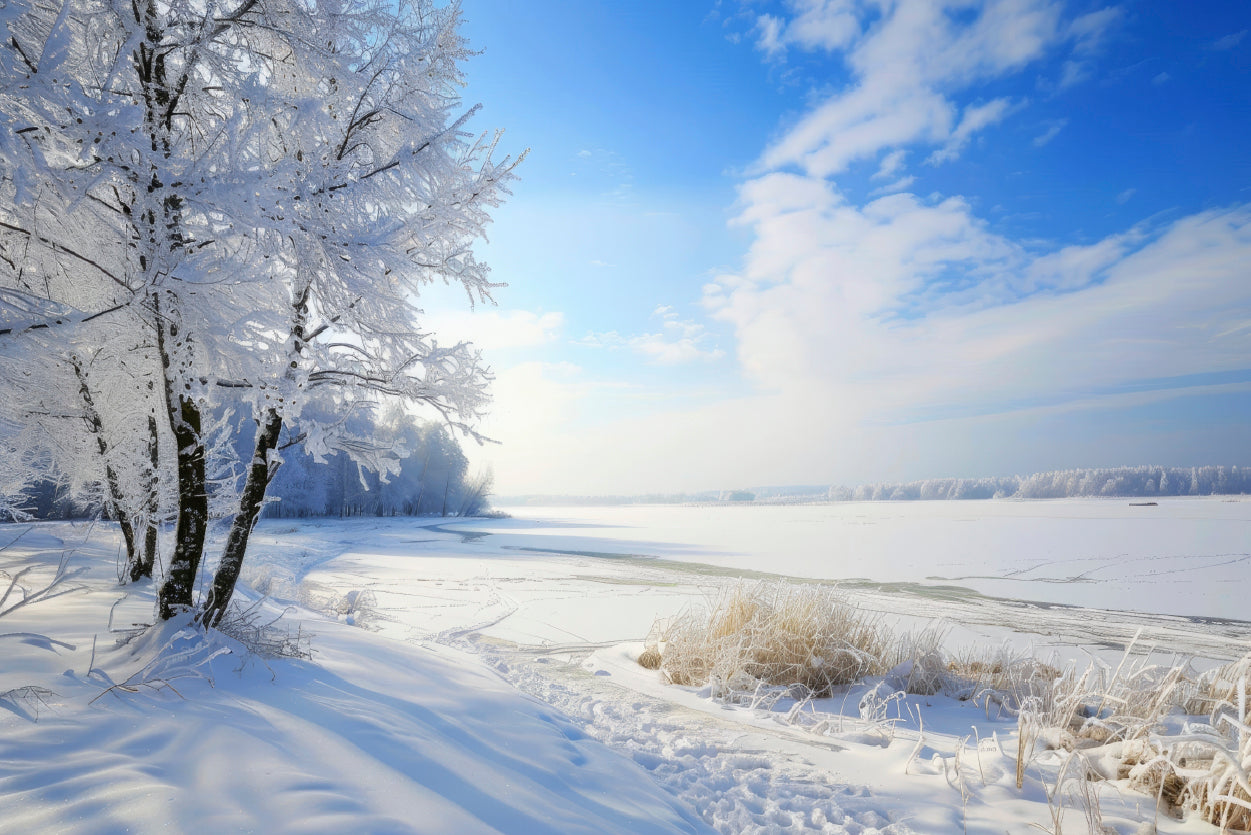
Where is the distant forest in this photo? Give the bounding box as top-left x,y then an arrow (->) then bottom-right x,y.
17,407 -> 492,521
260,415 -> 491,519
825,465 -> 1250,502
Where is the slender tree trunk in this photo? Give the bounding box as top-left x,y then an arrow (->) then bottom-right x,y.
415,448 -> 430,514
135,521 -> 157,581
69,357 -> 141,574
200,409 -> 282,627
155,305 -> 208,619
129,411 -> 160,582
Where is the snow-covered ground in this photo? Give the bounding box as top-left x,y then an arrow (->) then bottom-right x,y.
3,498 -> 1249,833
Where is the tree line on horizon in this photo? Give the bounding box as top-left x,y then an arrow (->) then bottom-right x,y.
826,465 -> 1250,502
495,465 -> 1250,506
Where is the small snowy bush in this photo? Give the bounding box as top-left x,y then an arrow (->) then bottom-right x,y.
216,600 -> 311,660
1014,644 -> 1251,829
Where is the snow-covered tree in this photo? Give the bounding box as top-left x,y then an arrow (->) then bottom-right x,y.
0,0 -> 519,624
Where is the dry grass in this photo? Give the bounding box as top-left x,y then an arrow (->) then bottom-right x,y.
648,581 -> 892,698
641,582 -> 1251,829
1022,645 -> 1251,831
945,646 -> 1060,715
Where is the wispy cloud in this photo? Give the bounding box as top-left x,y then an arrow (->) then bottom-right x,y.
870,175 -> 917,196
753,0 -> 860,58
1032,118 -> 1068,146
928,97 -> 1016,164
1056,6 -> 1123,88
572,147 -> 635,202
758,0 -> 1070,177
872,149 -> 909,181
576,306 -> 724,365
1210,29 -> 1247,51
751,1 -> 1132,176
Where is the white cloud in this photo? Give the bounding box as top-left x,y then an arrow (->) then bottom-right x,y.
872,149 -> 909,181
760,0 -> 1064,177
709,172 -> 1251,428
763,82 -> 954,177
630,331 -> 725,365
1051,6 -> 1122,89
755,14 -> 786,58
474,200 -> 1251,495
1057,58 -> 1091,89
572,330 -> 626,349
1032,118 -> 1067,146
1067,6 -> 1122,53
1210,30 -> 1247,51
755,0 -> 861,57
928,97 -> 1016,164
870,175 -> 917,196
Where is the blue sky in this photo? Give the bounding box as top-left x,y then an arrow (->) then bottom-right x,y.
424,0 -> 1251,496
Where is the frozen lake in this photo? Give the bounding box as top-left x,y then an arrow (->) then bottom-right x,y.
482,497 -> 1251,622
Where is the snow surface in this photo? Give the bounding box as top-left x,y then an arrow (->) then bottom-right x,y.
475,499 -> 1251,621
4,498 -> 1249,833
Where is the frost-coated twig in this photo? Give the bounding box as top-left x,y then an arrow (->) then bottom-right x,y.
0,526 -> 91,620
0,685 -> 57,719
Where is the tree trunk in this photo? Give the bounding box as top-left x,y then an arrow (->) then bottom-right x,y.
129,411 -> 160,582
134,521 -> 157,582
157,393 -> 208,618
154,298 -> 208,619
69,358 -> 141,575
200,409 -> 282,627
415,448 -> 430,515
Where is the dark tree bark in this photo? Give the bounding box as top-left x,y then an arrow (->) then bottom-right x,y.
154,297 -> 209,618
199,409 -> 282,627
156,392 -> 208,618
200,285 -> 310,625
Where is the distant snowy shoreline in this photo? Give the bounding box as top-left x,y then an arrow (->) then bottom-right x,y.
498,464 -> 1251,507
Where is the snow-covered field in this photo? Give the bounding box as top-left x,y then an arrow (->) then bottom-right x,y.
3,497 -> 1250,833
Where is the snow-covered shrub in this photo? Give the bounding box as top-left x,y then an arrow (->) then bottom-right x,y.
1011,646 -> 1251,828
216,600 -> 311,660
1175,654 -> 1251,829
649,581 -> 892,698
943,646 -> 1059,714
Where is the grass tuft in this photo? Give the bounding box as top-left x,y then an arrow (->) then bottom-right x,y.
647,580 -> 893,698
